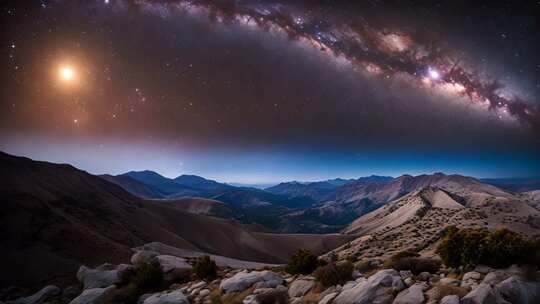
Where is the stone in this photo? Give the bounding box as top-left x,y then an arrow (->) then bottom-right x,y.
142,290 -> 189,304
440,295 -> 460,304
461,272 -> 482,289
404,277 -> 414,287
494,276 -> 540,304
392,283 -> 425,304
10,286 -> 60,304
69,286 -> 116,304
481,271 -> 508,287
198,289 -> 210,297
77,263 -> 133,289
399,271 -> 413,280
474,265 -> 493,275
319,292 -> 338,304
461,283 -> 508,304
131,250 -> 159,265
154,255 -> 192,273
288,279 -> 315,297
242,295 -> 258,304
417,272 -> 430,281
333,269 -> 405,304
220,271 -> 283,293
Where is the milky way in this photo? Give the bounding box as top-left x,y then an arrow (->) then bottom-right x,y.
137,0 -> 540,132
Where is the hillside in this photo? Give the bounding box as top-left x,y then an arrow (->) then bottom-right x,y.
329,186 -> 540,261
0,152 -> 354,288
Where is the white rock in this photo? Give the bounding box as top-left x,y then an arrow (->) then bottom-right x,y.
69,286 -> 116,304
462,272 -> 481,281
198,289 -> 210,297
142,290 -> 189,304
10,285 -> 60,304
461,283 -> 509,304
77,264 -> 133,289
481,271 -> 508,287
392,283 -> 425,304
333,269 -> 405,304
154,255 -> 192,273
220,271 -> 283,293
494,276 -> 540,304
319,292 -> 338,304
242,295 -> 258,304
440,295 -> 460,304
288,279 -> 315,297
474,265 -> 493,275
404,277 -> 414,287
131,250 -> 159,265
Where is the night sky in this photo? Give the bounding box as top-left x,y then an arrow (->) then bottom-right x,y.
1,0 -> 539,183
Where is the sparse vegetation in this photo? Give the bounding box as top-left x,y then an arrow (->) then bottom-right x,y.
255,290 -> 289,304
193,255 -> 218,280
286,249 -> 319,275
385,253 -> 441,275
436,226 -> 540,268
115,261 -> 165,304
313,261 -> 353,287
429,283 -> 469,302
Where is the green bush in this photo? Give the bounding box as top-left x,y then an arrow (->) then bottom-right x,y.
193,255 -> 218,280
313,261 -> 353,287
116,261 -> 164,304
385,256 -> 441,275
286,249 -> 319,275
436,226 -> 540,268
354,259 -> 378,273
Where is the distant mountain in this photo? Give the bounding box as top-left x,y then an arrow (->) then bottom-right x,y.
0,151 -> 354,288
265,181 -> 338,201
481,177 -> 540,192
100,174 -> 165,198
173,174 -> 231,191
121,170 -> 197,196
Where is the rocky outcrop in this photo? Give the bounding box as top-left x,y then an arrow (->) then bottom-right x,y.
220,271 -> 283,293
68,286 -> 116,304
495,276 -> 540,304
154,255 -> 192,273
333,269 -> 405,304
131,250 -> 159,265
288,277 -> 315,298
440,295 -> 460,304
76,264 -> 133,289
392,283 -> 425,304
9,286 -> 60,304
461,283 -> 508,304
142,290 -> 189,304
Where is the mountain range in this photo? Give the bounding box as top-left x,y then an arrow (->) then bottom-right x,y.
2,150 -> 540,289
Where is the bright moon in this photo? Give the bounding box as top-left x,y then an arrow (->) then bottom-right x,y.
59,66 -> 75,81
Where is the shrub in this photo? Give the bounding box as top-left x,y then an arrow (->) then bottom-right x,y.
116,261 -> 164,304
436,226 -> 540,268
314,261 -> 353,287
193,255 -> 218,281
286,249 -> 319,275
386,256 -> 441,275
354,259 -> 378,273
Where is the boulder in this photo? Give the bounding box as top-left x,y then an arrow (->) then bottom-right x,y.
288,279 -> 315,297
440,295 -> 460,304
69,286 -> 116,304
77,264 -> 133,289
461,283 -> 509,304
131,250 -> 159,265
461,272 -> 482,289
494,276 -> 540,304
417,272 -> 430,282
154,255 -> 192,273
142,290 -> 189,304
10,286 -> 60,304
392,283 -> 425,304
333,269 -> 405,304
220,271 -> 283,293
481,271 -> 508,287
474,265 -> 493,275
198,289 -> 210,297
399,271 -> 413,280
319,292 -> 338,304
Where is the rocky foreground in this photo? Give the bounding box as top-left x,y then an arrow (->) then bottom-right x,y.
2,242 -> 539,304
